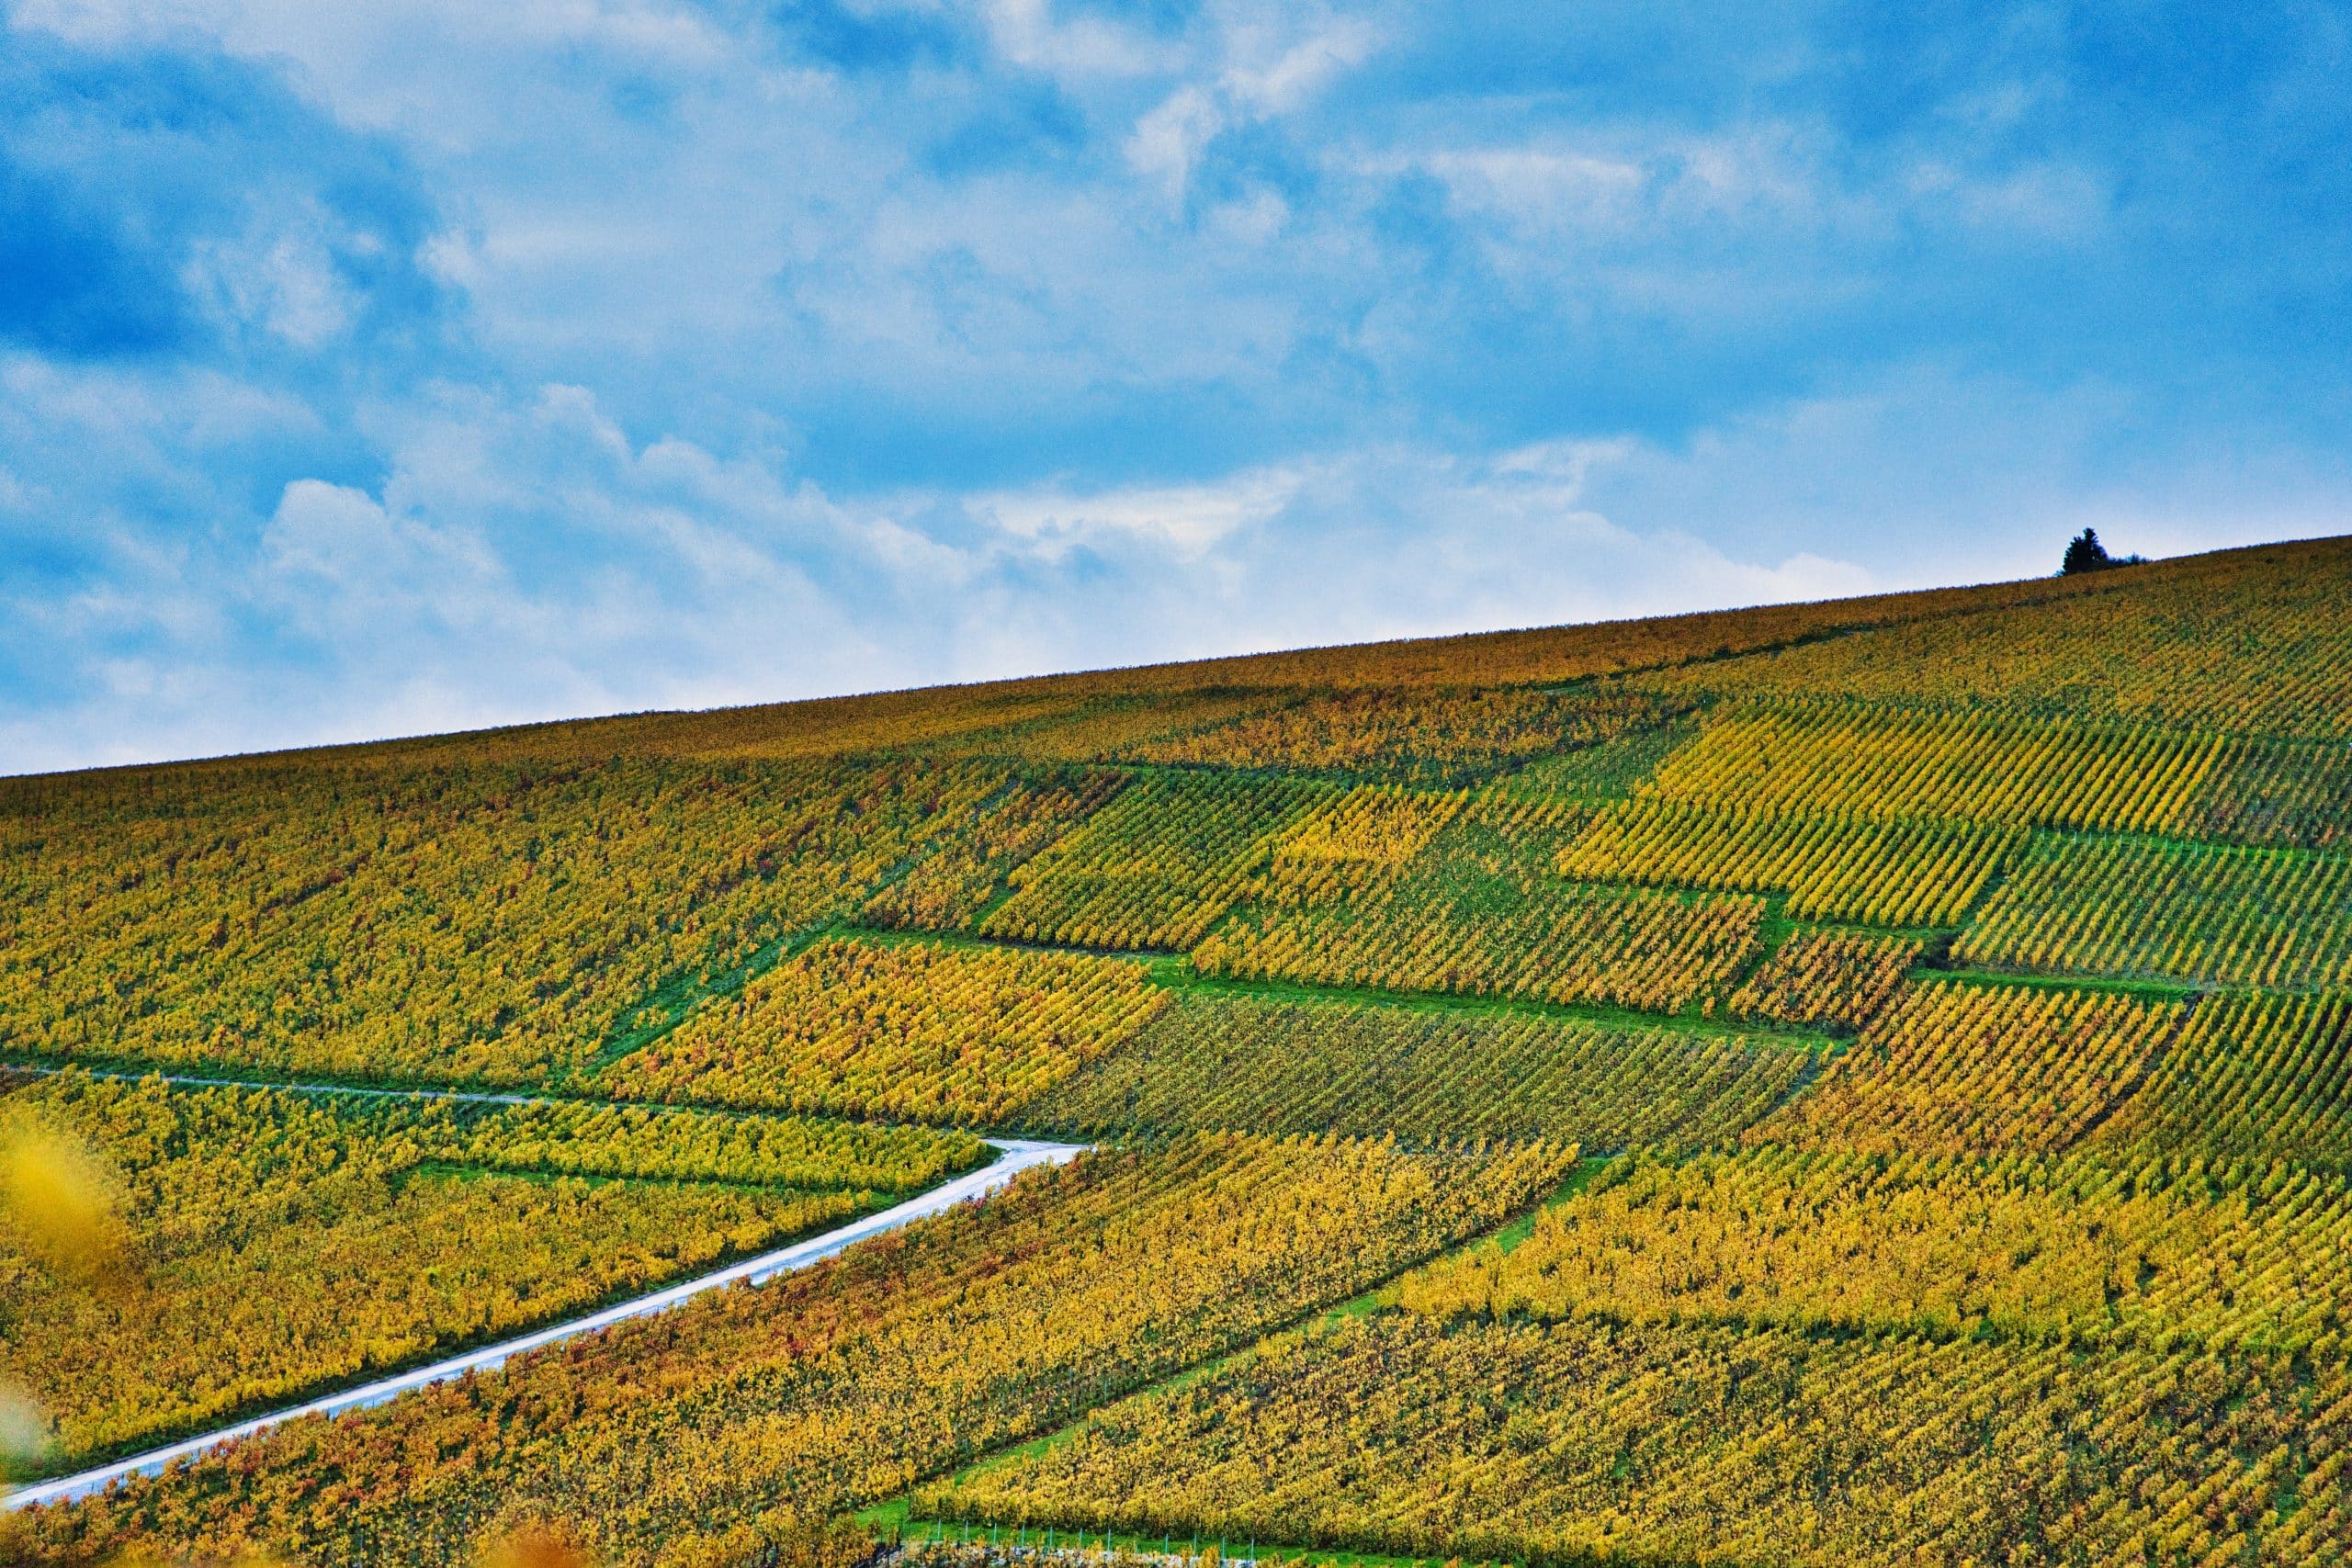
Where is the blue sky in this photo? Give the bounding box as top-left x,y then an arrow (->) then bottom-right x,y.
3,0 -> 2348,772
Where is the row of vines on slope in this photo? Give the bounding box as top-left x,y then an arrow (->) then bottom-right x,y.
921,1312 -> 2351,1568
1559,799 -> 2018,927
1196,796 -> 1764,1015
605,936 -> 1166,1126
1750,980 -> 2186,1156
978,773 -> 1331,952
1403,1146 -> 2352,1353
3,1073 -> 967,1467
1028,992 -> 1813,1148
13,1135 -> 1577,1568
1637,704 -> 2235,835
1725,930 -> 1923,1032
1957,833 -> 2352,990
0,757 -> 1108,1088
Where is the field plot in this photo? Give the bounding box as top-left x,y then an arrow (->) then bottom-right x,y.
604,935 -> 1167,1124
979,772 -> 1329,951
1,1072 -> 976,1471
922,1312 -> 2350,1568
12,1135 -> 1575,1567
1749,980 -> 2184,1156
1637,703 -> 2234,835
2091,990 -> 2352,1168
1025,991 -> 1815,1147
1400,1146 -> 2352,1350
1197,799 -> 1764,1014
420,1094 -> 983,1190
1726,930 -> 1922,1030
2188,736 -> 2352,850
1956,833 -> 2352,989
0,757 -> 1071,1088
1271,784 -> 1467,873
1560,798 -> 2018,926
943,692 -> 1286,767
1114,688 -> 1679,785
858,769 -> 1125,932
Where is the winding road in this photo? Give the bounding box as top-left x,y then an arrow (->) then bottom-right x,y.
6,1136 -> 1085,1513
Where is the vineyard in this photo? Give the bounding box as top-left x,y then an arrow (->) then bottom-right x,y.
978,772 -> 1330,951
1559,797 -> 2018,926
1725,930 -> 1922,1031
917,1314 -> 2351,1568
6,532 -> 2352,1566
602,936 -> 1167,1125
1750,979 -> 2187,1156
1195,796 -> 1767,1014
9,1135 -> 1573,1565
1956,832 -> 2352,989
1023,992 -> 1815,1147
1113,690 -> 1680,786
1635,703 -> 2236,834
2,1071 -> 977,1468
1397,1146 -> 2352,1350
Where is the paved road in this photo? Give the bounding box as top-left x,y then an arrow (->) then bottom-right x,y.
6,1136 -> 1086,1513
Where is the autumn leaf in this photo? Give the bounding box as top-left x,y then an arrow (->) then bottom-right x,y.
1,1118 -> 132,1294
480,1521 -> 594,1568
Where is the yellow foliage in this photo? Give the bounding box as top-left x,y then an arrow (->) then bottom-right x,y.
1750,979 -> 2185,1156
921,1310 -> 2352,1568
1,1074 -> 954,1469
1036,991 -> 1806,1150
1200,877 -> 1762,1017
0,1115 -> 130,1293
0,757 -> 1073,1086
1639,702 -> 2234,834
12,1135 -> 1574,1567
1561,799 -> 2020,927
605,936 -> 1167,1124
1115,689 -> 1669,785
1726,931 -> 1922,1031
481,1521 -> 594,1568
1399,1146 -> 2352,1353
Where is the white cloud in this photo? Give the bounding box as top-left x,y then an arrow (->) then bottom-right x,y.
972,465 -> 1306,562
985,0 -> 1167,79
187,213 -> 358,350
12,355 -> 2352,777
1126,86 -> 1227,203
10,0 -> 735,138
1410,147 -> 1648,231
0,359 -> 1905,773
1220,17 -> 1382,116
1125,10 -> 1383,204
264,479 -> 502,617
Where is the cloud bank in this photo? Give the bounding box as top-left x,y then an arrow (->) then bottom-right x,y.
3,0 -> 2348,771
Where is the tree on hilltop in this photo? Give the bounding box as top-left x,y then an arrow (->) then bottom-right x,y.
2060,528 -> 2144,575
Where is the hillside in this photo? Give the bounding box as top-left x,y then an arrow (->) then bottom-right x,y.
5,533 -> 2352,1567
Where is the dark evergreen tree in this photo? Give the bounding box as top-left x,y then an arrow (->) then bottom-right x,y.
2061,528 -> 2115,575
